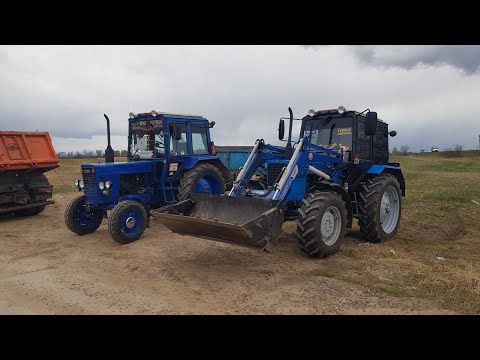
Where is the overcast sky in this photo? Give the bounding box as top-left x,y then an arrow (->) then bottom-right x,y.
1,45 -> 479,153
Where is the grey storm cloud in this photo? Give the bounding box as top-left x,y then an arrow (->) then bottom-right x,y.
305,45 -> 480,74
1,45 -> 479,153
0,49 -> 7,64
350,45 -> 480,74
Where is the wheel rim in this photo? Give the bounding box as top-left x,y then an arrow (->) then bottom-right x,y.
74,200 -> 98,227
320,206 -> 342,246
195,175 -> 222,194
380,186 -> 400,234
119,209 -> 142,236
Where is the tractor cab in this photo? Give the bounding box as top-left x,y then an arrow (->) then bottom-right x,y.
300,106 -> 395,165
127,111 -> 214,161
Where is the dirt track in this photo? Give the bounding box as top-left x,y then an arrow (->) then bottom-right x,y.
0,193 -> 456,314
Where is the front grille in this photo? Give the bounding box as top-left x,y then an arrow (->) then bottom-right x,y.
267,163 -> 286,186
82,172 -> 98,199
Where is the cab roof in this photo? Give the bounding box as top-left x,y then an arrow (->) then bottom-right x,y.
306,108 -> 387,124
130,111 -> 206,121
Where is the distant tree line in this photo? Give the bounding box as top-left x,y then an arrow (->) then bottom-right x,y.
57,149 -> 128,158
391,145 -> 410,156
391,144 -> 465,157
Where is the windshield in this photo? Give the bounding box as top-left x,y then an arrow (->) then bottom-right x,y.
129,119 -> 165,159
304,116 -> 353,160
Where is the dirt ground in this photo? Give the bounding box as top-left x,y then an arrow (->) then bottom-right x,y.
0,193 -> 457,315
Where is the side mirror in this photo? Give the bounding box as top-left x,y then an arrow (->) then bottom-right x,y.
278,119 -> 285,140
174,125 -> 183,141
389,130 -> 397,137
365,111 -> 378,136
209,121 -> 215,128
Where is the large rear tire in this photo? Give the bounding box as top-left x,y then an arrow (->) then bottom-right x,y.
108,200 -> 147,244
64,195 -> 104,235
296,191 -> 347,258
177,163 -> 225,201
358,174 -> 402,243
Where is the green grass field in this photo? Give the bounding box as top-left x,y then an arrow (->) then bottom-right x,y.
46,152 -> 480,313
284,150 -> 480,313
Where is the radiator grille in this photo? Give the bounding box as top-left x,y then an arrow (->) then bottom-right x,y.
267,163 -> 286,186
82,172 -> 98,199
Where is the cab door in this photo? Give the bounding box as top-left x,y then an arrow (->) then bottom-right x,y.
165,121 -> 189,178
168,121 -> 189,157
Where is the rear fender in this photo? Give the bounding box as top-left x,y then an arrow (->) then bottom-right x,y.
367,164 -> 405,196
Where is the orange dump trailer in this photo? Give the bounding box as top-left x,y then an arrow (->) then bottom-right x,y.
0,131 -> 59,216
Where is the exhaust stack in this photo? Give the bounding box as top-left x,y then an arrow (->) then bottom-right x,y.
284,107 -> 294,160
104,114 -> 114,163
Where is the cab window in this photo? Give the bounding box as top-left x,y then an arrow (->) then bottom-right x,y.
357,117 -> 371,160
191,123 -> 209,155
170,123 -> 188,156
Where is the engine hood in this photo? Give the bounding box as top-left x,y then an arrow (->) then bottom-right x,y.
81,160 -> 157,174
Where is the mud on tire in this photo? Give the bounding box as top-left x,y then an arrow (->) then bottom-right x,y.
296,191 -> 347,258
108,200 -> 148,244
358,174 -> 402,243
14,205 -> 46,217
64,195 -> 104,235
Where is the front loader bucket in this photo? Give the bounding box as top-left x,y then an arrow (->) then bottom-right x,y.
151,193 -> 285,252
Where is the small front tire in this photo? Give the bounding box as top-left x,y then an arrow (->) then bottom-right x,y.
65,195 -> 104,235
108,200 -> 148,244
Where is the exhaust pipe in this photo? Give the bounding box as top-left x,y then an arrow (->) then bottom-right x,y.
284,107 -> 294,160
104,114 -> 114,163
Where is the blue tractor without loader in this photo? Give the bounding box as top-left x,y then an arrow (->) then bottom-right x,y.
153,106 -> 405,258
64,111 -> 230,244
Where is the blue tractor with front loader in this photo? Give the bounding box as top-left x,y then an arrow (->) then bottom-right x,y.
64,110 -> 230,244
153,106 -> 405,258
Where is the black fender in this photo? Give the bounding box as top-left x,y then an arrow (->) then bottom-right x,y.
311,180 -> 354,228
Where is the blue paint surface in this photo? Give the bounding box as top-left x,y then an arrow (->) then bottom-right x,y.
367,164 -> 401,174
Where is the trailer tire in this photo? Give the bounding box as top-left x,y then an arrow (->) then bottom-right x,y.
177,163 -> 225,201
108,200 -> 147,244
14,205 -> 46,217
296,191 -> 347,258
358,174 -> 402,243
65,195 -> 104,235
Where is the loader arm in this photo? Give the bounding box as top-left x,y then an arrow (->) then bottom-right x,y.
272,138 -> 304,200
228,139 -> 284,197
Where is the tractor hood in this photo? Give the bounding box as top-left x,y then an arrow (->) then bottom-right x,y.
80,160 -> 159,205
81,160 -> 156,174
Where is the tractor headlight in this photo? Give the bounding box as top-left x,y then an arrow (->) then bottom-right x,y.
105,181 -> 112,189
308,109 -> 316,117
337,105 -> 346,114
151,110 -> 157,117
99,182 -> 105,190
79,180 -> 84,189
129,112 -> 135,119
75,179 -> 79,187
